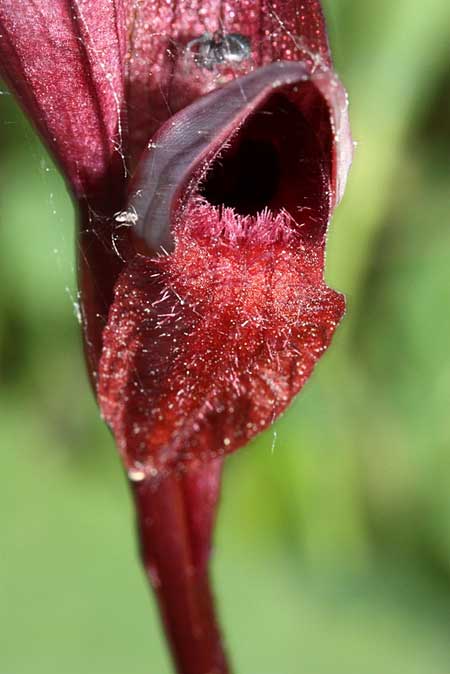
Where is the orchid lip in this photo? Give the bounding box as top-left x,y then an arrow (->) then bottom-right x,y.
126,60 -> 339,255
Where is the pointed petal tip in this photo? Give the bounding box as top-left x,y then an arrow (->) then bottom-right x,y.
0,0 -> 126,198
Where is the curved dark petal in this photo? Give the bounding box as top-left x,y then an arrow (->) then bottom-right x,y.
127,60 -> 351,255
0,0 -> 126,198
97,60 -> 350,479
125,0 -> 333,162
129,61 -> 310,253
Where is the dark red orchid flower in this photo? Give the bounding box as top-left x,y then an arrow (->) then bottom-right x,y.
0,1 -> 352,672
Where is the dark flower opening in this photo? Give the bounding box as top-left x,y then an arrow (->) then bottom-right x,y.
201,136 -> 281,215
200,82 -> 333,241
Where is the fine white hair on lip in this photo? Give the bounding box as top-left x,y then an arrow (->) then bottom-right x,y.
184,197 -> 296,246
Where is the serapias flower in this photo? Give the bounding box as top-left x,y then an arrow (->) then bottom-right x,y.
99,58 -> 350,478
0,2 -> 352,673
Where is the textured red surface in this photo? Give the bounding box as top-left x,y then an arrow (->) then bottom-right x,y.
99,205 -> 345,478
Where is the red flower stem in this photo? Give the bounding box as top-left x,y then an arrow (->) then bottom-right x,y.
131,459 -> 230,674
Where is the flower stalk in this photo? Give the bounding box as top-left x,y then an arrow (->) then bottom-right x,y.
133,460 -> 229,674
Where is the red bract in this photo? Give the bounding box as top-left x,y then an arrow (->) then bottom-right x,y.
0,2 -> 352,673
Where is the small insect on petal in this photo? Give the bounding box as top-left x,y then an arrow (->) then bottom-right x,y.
186,31 -> 252,71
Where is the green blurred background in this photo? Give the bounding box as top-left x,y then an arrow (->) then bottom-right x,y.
1,1 -> 450,672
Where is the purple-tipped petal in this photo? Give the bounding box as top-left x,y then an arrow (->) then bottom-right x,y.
0,0 -> 126,198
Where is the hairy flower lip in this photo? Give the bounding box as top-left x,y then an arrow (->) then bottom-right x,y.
98,233 -> 346,480
127,60 -> 351,256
